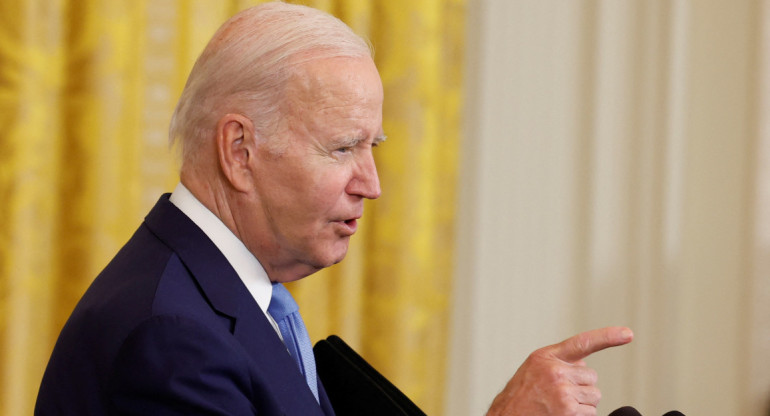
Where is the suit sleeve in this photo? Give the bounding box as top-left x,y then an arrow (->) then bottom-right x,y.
107,315 -> 257,415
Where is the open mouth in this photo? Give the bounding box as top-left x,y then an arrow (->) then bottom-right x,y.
336,218 -> 358,235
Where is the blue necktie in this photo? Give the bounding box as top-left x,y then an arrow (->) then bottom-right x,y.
267,283 -> 319,402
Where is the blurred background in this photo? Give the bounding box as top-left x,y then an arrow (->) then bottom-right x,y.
1,1 -> 769,415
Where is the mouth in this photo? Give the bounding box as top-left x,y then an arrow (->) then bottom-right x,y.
334,217 -> 359,235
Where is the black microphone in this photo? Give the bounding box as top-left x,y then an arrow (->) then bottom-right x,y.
662,412 -> 685,416
608,406 -> 643,416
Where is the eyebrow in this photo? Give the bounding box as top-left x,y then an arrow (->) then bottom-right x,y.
373,135 -> 387,145
334,134 -> 387,148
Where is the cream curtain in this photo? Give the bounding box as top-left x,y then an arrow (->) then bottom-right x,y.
0,1 -> 464,415
449,1 -> 770,415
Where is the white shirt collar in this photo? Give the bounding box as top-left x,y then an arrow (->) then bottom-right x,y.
168,182 -> 273,318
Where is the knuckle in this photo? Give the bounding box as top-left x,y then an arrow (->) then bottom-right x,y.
557,391 -> 574,407
573,333 -> 593,353
544,363 -> 567,383
587,368 -> 598,384
575,366 -> 598,385
529,347 -> 550,360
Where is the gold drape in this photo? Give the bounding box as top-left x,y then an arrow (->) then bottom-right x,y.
0,1 -> 463,414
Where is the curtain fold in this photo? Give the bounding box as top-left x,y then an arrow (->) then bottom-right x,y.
0,1 -> 464,414
447,1 -> 768,415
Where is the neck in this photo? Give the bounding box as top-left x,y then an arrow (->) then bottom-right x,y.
180,170 -> 321,284
180,169 -> 240,241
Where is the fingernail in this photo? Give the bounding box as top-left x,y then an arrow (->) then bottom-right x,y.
622,328 -> 634,340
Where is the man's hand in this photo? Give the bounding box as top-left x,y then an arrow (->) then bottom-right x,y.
486,327 -> 634,416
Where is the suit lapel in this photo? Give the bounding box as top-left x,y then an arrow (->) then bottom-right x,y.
144,195 -> 331,415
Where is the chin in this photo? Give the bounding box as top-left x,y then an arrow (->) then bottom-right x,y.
321,251 -> 348,268
316,244 -> 350,268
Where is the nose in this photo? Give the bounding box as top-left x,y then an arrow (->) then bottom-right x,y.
346,153 -> 381,199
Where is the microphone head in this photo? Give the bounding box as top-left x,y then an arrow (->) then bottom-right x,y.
608,406 -> 643,416
662,412 -> 685,416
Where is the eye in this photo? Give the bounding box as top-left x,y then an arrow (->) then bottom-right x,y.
332,144 -> 355,156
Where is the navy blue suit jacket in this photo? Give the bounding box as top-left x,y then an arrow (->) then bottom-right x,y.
36,195 -> 335,416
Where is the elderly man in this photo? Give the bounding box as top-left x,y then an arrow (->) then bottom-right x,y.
35,2 -> 631,415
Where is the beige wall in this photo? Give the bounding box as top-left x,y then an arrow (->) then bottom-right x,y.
447,1 -> 770,415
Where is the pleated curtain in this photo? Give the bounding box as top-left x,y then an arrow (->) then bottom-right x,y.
0,1 -> 464,414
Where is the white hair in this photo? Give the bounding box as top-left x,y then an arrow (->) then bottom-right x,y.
169,1 -> 373,163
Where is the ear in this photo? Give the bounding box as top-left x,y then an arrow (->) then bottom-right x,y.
216,113 -> 256,193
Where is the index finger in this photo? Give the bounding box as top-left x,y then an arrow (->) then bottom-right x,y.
550,326 -> 633,363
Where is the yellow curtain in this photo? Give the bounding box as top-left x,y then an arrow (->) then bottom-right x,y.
0,1 -> 464,414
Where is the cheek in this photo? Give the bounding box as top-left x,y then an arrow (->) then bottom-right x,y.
266,160 -> 353,223
304,173 -> 352,215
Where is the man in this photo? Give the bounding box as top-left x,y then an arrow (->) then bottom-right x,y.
36,2 -> 632,415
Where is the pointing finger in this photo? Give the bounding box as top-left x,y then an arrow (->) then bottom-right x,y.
550,326 -> 633,363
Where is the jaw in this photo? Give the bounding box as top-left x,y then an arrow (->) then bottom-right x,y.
259,232 -> 352,283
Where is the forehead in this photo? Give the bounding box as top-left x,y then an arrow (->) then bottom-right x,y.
286,56 -> 383,108
282,56 -> 384,137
